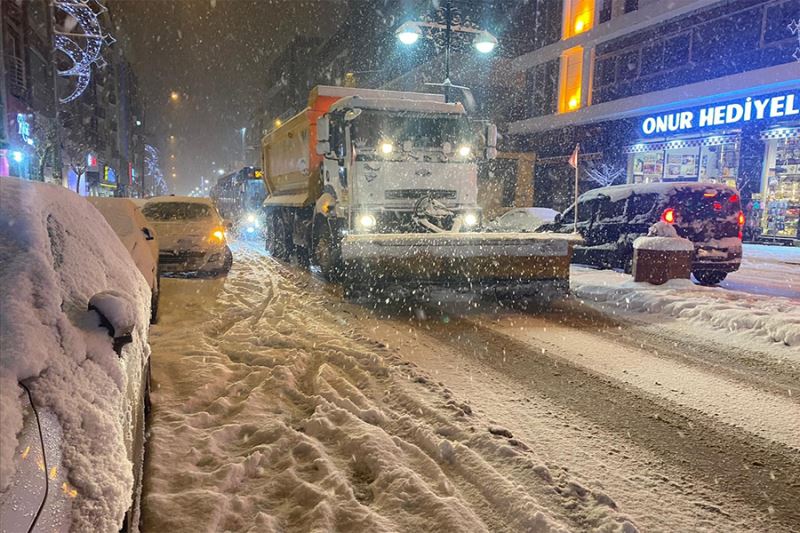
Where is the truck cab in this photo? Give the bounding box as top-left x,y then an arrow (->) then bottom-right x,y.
316,96 -> 490,236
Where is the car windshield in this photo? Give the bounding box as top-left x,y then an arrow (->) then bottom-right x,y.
142,202 -> 212,221
3,3 -> 797,532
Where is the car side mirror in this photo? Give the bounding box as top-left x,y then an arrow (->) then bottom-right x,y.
142,227 -> 155,240
88,291 -> 135,356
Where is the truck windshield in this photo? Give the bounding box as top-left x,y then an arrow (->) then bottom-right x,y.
352,110 -> 472,151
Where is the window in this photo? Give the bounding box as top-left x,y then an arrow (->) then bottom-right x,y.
563,0 -> 594,38
559,46 -> 584,113
626,193 -> 658,218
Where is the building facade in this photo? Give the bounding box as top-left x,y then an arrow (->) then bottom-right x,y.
508,0 -> 800,243
2,0 -> 147,198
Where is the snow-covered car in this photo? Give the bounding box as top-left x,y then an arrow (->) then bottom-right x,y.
485,207 -> 559,233
0,177 -> 152,532
538,182 -> 744,285
88,197 -> 161,323
141,196 -> 233,275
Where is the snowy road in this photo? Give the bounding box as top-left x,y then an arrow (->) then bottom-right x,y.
142,245 -> 800,532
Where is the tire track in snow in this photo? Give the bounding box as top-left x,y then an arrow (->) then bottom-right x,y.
144,248 -> 640,532
419,317 -> 800,529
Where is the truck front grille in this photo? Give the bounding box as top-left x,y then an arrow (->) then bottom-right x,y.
385,189 -> 457,200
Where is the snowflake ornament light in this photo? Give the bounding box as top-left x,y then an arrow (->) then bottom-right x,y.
789,18 -> 800,62
54,0 -> 115,103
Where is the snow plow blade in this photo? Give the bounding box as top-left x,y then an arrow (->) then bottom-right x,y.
340,232 -> 582,301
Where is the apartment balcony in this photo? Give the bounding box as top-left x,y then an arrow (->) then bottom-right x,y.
5,54 -> 26,98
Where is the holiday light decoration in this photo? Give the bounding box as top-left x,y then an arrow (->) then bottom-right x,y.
54,0 -> 115,103
790,17 -> 800,61
145,145 -> 168,195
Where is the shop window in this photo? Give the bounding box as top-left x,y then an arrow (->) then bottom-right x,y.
559,46 -> 584,113
630,150 -> 664,184
563,0 -> 594,39
699,143 -> 739,188
759,133 -> 800,240
628,137 -> 741,188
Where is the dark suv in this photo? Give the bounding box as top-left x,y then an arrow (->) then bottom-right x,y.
537,182 -> 744,285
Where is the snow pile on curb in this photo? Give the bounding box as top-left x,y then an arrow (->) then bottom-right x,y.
632,222 -> 694,251
572,267 -> 800,347
0,178 -> 151,530
143,247 -> 639,532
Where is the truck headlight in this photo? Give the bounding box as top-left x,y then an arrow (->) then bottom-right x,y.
358,213 -> 377,230
463,213 -> 479,227
458,145 -> 471,158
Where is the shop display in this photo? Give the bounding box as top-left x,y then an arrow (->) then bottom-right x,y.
762,134 -> 800,240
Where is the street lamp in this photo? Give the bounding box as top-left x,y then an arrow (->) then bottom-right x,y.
395,1 -> 498,102
473,31 -> 497,54
396,21 -> 422,45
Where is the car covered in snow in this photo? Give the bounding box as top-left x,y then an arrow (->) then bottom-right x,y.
0,177 -> 152,532
485,207 -> 560,233
537,182 -> 744,285
88,197 -> 161,323
141,196 -> 233,276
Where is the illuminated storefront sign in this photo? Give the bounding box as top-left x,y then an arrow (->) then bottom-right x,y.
17,114 -> 34,146
641,91 -> 800,136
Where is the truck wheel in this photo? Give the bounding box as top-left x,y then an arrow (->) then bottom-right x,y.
267,214 -> 291,261
692,270 -> 727,286
314,225 -> 342,281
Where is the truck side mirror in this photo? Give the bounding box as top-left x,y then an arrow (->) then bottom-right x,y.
316,117 -> 330,155
485,124 -> 498,160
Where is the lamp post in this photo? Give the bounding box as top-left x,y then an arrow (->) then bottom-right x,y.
395,0 -> 497,103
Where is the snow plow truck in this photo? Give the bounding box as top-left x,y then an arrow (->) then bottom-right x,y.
261,85 -> 581,302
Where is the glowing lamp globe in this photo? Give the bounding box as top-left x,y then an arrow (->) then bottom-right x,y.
473,31 -> 498,54
396,22 -> 422,45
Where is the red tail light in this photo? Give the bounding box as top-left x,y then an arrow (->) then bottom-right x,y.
738,211 -> 745,226
661,208 -> 676,224
738,230 -> 743,240
713,201 -> 722,211
729,193 -> 739,204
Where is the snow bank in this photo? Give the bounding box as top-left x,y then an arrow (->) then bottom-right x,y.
143,246 -> 638,532
0,178 -> 151,530
572,266 -> 800,347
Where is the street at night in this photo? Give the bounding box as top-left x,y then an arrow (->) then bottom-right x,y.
2,1 -> 800,532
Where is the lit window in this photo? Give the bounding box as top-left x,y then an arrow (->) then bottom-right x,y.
564,0 -> 594,39
559,46 -> 584,113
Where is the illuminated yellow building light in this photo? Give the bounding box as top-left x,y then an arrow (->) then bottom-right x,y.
559,46 -> 585,113
564,0 -> 594,38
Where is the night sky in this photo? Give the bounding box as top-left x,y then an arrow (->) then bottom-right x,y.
115,0 -> 343,193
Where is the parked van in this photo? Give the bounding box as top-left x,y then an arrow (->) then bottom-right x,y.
537,182 -> 744,285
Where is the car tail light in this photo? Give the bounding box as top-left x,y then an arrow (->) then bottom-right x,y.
661,208 -> 676,224
738,230 -> 743,240
713,202 -> 722,211
729,193 -> 739,204
737,211 -> 745,226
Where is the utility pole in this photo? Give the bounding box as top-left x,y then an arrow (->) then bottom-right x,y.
444,0 -> 452,103
48,1 -> 64,186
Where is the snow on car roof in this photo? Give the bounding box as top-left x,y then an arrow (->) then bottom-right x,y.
580,181 -> 737,203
